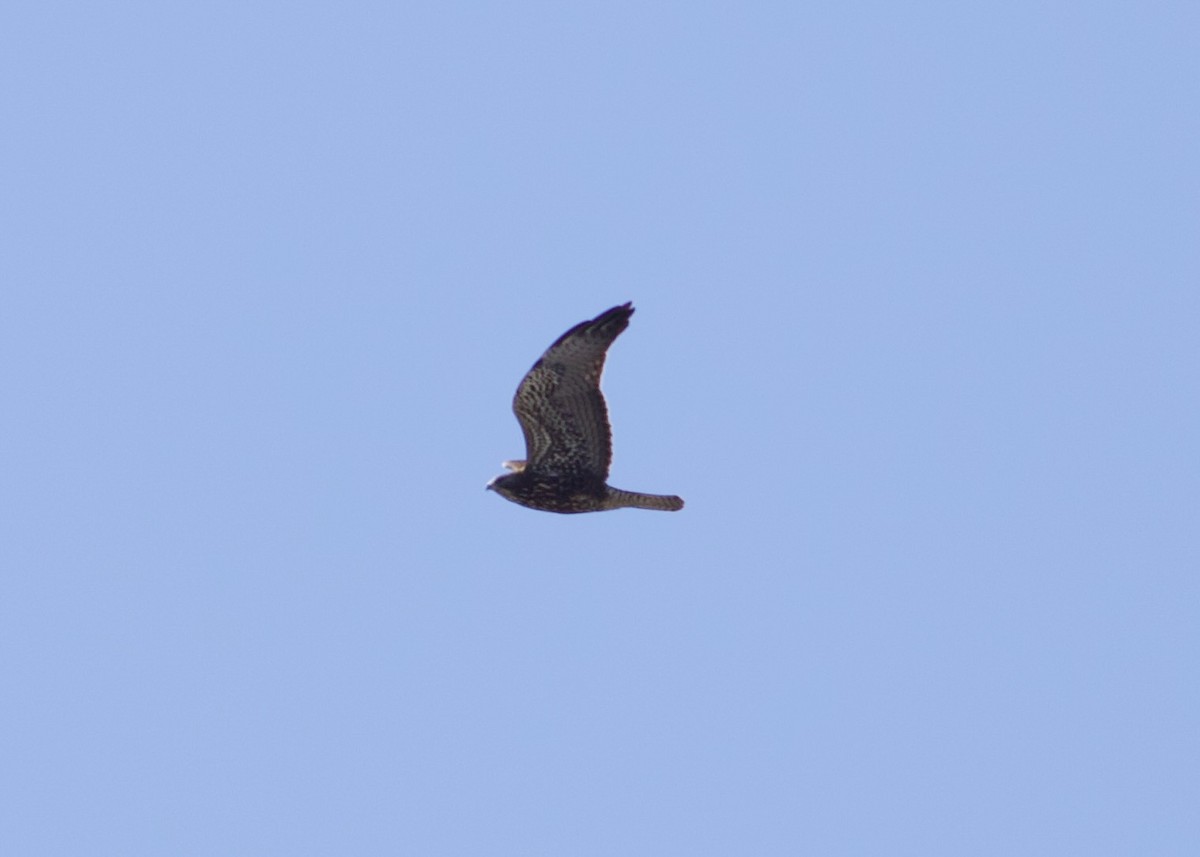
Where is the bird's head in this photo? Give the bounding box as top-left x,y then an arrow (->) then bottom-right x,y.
486,470 -> 522,501
486,459 -> 527,495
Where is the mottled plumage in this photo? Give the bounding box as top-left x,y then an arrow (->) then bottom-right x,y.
487,303 -> 684,513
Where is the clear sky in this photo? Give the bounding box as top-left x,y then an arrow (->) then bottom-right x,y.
2,2 -> 1197,854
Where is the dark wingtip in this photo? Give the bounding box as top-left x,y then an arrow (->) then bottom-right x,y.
543,302 -> 637,352
601,301 -> 633,319
595,302 -> 634,329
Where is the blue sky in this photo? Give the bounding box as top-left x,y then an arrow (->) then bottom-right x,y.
2,2 -> 1197,854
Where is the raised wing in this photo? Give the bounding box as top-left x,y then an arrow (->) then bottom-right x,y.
512,303 -> 633,480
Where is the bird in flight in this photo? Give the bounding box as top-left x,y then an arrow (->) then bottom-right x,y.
487,302 -> 684,513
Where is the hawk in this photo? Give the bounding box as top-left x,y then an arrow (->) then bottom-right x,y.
487,302 -> 684,513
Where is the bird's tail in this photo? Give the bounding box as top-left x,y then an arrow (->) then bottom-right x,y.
605,488 -> 685,512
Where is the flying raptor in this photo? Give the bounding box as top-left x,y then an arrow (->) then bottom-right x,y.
487,302 -> 684,513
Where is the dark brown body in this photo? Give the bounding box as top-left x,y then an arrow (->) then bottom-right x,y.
490,468 -> 683,514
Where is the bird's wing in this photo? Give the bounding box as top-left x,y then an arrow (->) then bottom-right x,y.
512,303 -> 633,481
